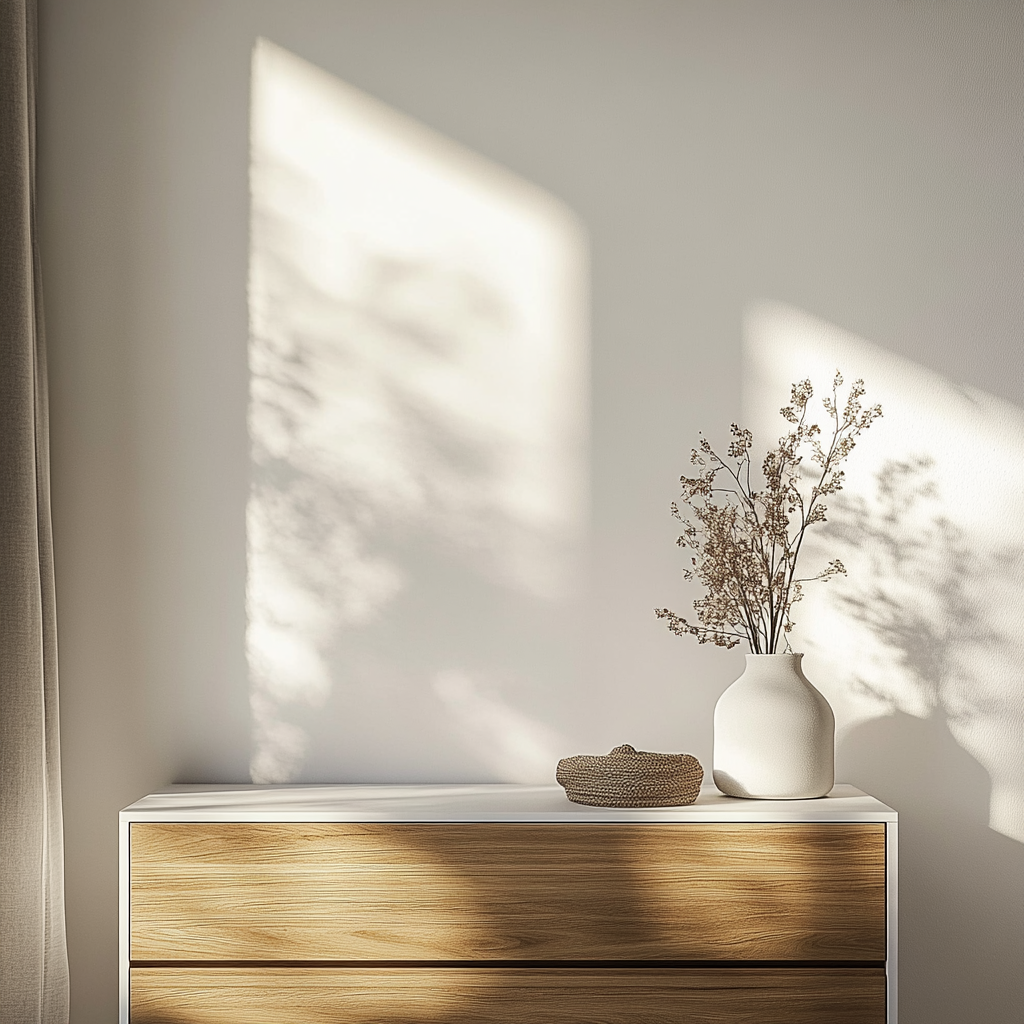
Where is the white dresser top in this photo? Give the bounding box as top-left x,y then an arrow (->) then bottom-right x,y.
120,783 -> 896,823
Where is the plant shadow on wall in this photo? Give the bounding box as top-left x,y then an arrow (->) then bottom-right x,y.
830,457 -> 1024,1022
246,40 -> 588,786
744,302 -> 1024,1023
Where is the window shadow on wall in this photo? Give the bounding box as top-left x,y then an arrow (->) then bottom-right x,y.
246,39 -> 589,786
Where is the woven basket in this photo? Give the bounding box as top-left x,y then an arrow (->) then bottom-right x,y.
556,744 -> 704,808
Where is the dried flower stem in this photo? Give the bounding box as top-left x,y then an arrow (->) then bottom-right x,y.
655,372 -> 882,653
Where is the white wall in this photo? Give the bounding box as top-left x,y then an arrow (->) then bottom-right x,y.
38,2 -> 1023,1021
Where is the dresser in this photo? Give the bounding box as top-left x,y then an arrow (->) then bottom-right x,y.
119,783 -> 897,1023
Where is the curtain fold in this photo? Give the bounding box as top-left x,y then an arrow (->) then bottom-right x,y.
0,1 -> 70,1022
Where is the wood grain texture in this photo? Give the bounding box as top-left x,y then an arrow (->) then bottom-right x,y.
130,967 -> 887,1023
130,822 -> 885,962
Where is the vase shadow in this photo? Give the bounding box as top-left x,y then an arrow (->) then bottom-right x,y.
838,710 -> 1024,1024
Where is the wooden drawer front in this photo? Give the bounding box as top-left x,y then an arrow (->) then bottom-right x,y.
130,822 -> 885,962
130,966 -> 887,1023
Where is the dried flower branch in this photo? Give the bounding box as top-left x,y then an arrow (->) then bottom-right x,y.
655,372 -> 882,653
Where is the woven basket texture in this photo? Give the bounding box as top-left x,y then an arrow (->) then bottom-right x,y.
556,744 -> 704,807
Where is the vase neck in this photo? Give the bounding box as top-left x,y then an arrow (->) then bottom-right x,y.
739,652 -> 809,684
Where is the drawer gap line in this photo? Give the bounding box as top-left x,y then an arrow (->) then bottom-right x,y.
130,959 -> 887,970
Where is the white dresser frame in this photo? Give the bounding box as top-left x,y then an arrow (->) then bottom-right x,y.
119,783 -> 897,1024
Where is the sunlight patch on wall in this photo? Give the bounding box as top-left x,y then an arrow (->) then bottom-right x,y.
745,302 -> 1024,842
247,40 -> 587,784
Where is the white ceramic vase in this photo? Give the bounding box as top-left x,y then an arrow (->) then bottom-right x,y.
713,653 -> 835,799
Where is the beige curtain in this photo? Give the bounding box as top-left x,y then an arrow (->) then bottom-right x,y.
0,1 -> 70,1022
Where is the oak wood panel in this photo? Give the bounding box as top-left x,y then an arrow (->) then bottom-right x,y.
130,967 -> 887,1024
130,823 -> 885,962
